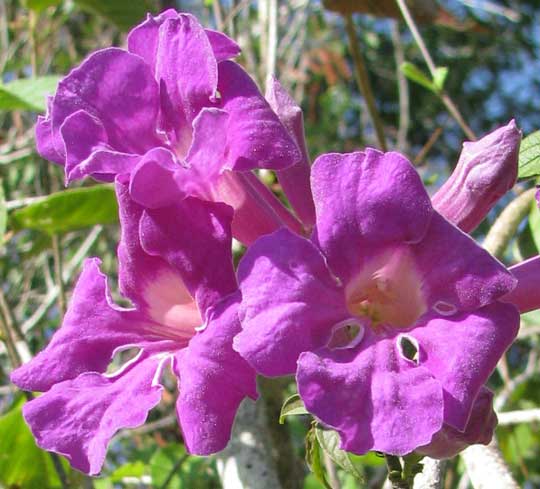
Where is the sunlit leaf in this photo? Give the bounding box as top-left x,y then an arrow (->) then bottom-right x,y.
24,0 -> 61,12
0,399 -> 64,489
10,185 -> 118,235
315,426 -> 364,482
306,423 -> 332,489
0,76 -> 60,112
279,394 -> 309,424
400,62 -> 437,93
433,66 -> 449,91
518,130 -> 540,179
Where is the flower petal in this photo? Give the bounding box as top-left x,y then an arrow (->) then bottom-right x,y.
297,329 -> 444,455
412,213 -> 517,313
11,258 -> 171,392
140,197 -> 237,315
129,148 -> 186,208
217,60 -> 301,171
61,110 -> 142,183
236,228 -> 348,376
35,98 -> 64,164
410,302 -> 519,430
21,353 -> 165,475
116,180 -> 201,333
311,150 -> 433,285
205,29 -> 241,61
141,15 -> 218,149
175,292 -> 257,454
52,48 -> 161,158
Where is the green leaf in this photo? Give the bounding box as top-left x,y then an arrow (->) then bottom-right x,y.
73,0 -> 154,31
433,66 -> 449,91
24,0 -> 61,12
305,423 -> 332,489
109,461 -> 148,483
400,62 -> 436,93
518,130 -> 540,179
280,393 -> 309,423
10,185 -> 118,235
0,76 -> 60,112
0,398 -> 64,489
315,426 -> 365,482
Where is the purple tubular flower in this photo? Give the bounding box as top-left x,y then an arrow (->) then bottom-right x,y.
235,149 -> 519,456
418,386 -> 497,459
266,76 -> 316,229
36,10 -> 303,244
501,255 -> 540,313
432,120 -> 521,233
11,180 -> 257,475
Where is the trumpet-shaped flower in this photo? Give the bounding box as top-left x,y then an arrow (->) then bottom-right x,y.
11,180 -> 257,475
36,10 -> 303,243
235,149 -> 519,455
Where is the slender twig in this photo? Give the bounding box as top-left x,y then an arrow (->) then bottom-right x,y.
266,0 -> 278,83
159,454 -> 190,489
483,188 -> 536,258
52,235 -> 66,316
212,0 -> 224,31
391,21 -> 409,153
394,0 -> 476,140
414,126 -> 444,166
497,408 -> 540,425
344,15 -> 387,151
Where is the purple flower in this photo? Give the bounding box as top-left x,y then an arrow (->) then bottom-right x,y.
234,149 -> 519,456
36,10 -> 304,244
432,120 -> 521,233
10,179 -> 257,475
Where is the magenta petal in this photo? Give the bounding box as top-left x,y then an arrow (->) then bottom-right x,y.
22,354 -> 165,475
418,387 -> 497,459
36,108 -> 64,164
311,150 -> 433,284
297,329 -> 444,455
205,29 -> 241,61
411,302 -> 519,430
213,171 -> 288,245
11,258 -> 167,392
501,256 -> 540,313
117,179 -> 194,319
217,60 -> 301,171
412,213 -> 517,312
266,76 -> 315,228
183,107 -> 230,195
236,229 -> 348,376
53,48 -> 161,156
152,15 -> 218,147
129,148 -> 186,208
175,292 -> 257,455
126,10 -> 178,66
140,198 -> 236,315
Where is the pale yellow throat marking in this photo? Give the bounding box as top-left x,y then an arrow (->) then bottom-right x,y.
345,246 -> 427,329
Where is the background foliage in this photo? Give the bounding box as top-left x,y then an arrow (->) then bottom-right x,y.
1,0 -> 540,488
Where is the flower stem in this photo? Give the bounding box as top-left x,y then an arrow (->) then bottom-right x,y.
344,14 -> 388,151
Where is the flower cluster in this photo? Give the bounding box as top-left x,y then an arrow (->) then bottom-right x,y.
11,10 -> 529,476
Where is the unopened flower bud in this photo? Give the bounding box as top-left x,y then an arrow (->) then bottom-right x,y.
432,120 -> 521,232
417,387 -> 497,459
266,76 -> 316,229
